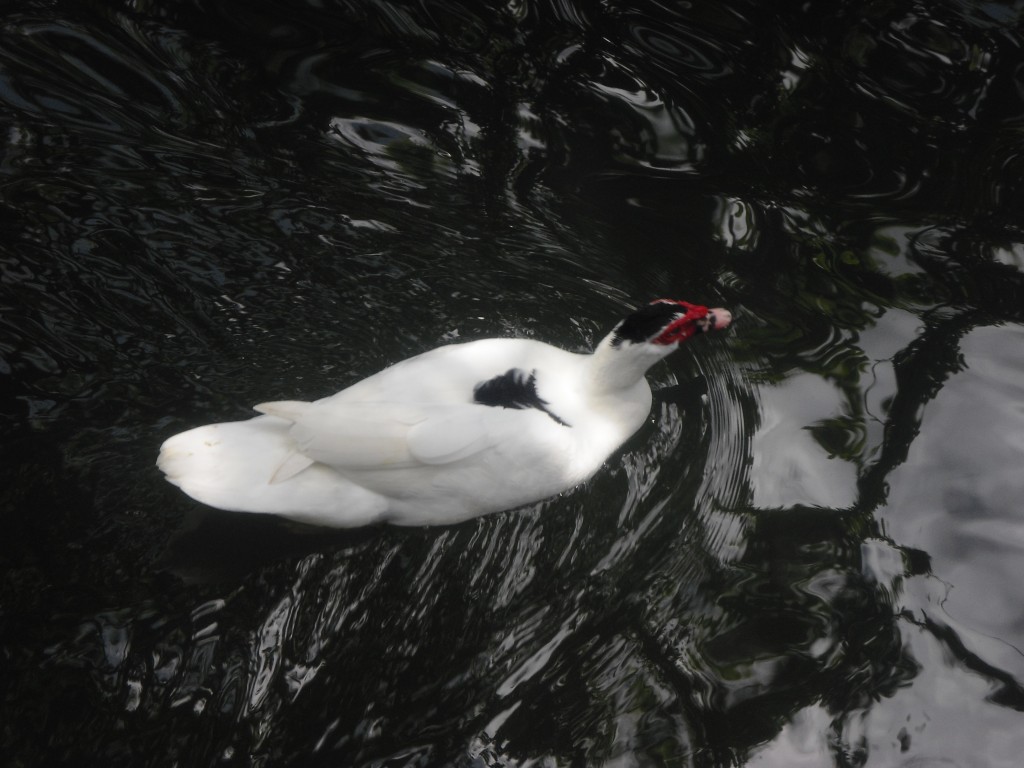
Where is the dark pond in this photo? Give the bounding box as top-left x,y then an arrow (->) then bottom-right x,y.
3,1 -> 1024,766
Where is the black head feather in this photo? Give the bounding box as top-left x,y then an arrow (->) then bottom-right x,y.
611,302 -> 688,346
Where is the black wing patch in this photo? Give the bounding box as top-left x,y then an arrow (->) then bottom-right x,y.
473,368 -> 571,427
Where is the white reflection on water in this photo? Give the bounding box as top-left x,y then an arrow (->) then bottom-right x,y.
750,372 -> 857,510
887,324 -> 1024,648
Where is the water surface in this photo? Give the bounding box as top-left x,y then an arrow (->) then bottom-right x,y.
3,1 -> 1024,766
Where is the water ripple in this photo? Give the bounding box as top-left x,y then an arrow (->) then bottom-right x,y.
625,20 -> 734,78
841,8 -> 1001,129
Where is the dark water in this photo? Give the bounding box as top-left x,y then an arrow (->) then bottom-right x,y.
3,1 -> 1024,765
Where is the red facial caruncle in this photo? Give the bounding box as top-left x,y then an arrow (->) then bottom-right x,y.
651,300 -> 709,345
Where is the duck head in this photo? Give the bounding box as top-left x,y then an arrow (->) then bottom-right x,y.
591,299 -> 732,392
612,299 -> 732,347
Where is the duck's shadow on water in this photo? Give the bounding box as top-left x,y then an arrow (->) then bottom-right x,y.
157,507 -> 385,583
653,376 -> 707,408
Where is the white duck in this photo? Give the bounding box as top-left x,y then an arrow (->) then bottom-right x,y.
158,299 -> 731,527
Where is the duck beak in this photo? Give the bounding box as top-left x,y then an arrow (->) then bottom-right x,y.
700,308 -> 732,332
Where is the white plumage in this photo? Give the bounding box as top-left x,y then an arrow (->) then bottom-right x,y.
157,299 -> 731,527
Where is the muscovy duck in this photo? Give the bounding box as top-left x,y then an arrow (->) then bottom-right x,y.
157,299 -> 731,527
